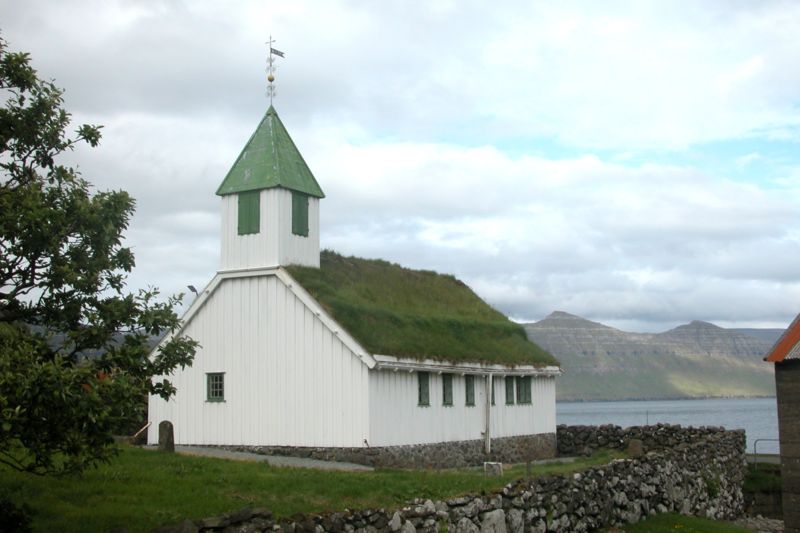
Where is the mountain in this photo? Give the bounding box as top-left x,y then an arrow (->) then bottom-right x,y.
524,311 -> 777,401
729,328 -> 784,344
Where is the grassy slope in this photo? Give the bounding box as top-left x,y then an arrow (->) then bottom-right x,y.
617,513 -> 752,532
287,251 -> 557,366
1,447 -> 620,532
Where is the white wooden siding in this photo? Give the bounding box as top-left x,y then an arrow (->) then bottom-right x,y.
148,273 -> 369,446
220,189 -> 320,270
368,371 -> 556,446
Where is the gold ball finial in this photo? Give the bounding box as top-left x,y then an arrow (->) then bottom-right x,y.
268,73 -> 275,83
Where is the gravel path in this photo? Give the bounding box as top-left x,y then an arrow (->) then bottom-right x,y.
146,445 -> 373,471
730,515 -> 784,533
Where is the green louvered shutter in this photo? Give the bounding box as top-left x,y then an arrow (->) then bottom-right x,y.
465,375 -> 475,406
292,191 -> 309,236
418,372 -> 430,406
516,376 -> 532,404
238,191 -> 260,235
442,374 -> 453,406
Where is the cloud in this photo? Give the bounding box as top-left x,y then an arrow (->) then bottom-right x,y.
3,0 -> 800,331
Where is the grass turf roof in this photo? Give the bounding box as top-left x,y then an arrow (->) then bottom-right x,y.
286,251 -> 558,367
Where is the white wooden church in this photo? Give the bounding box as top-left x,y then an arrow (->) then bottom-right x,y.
147,105 -> 560,466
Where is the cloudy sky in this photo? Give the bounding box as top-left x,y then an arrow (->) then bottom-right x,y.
4,0 -> 800,332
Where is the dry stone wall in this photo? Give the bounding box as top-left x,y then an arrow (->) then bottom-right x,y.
155,425 -> 746,533
220,433 -> 555,469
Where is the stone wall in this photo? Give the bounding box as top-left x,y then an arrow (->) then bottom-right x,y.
556,423 -> 739,456
159,425 -> 746,533
220,433 -> 556,469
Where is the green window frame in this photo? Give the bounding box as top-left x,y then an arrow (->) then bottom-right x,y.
206,372 -> 225,402
418,372 -> 430,406
516,376 -> 532,404
465,375 -> 475,406
442,373 -> 453,406
291,191 -> 309,237
505,376 -> 515,405
237,191 -> 260,235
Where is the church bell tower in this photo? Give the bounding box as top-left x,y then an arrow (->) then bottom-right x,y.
215,105 -> 324,271
215,39 -> 323,271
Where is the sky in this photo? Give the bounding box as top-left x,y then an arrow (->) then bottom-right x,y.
3,0 -> 800,332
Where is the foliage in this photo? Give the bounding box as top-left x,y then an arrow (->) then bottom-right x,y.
287,250 -> 558,366
617,512 -> 752,533
0,488 -> 32,533
0,446 -> 622,532
743,462 -> 781,493
0,37 -> 197,476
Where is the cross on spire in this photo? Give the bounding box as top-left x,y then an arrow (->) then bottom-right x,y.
266,35 -> 285,104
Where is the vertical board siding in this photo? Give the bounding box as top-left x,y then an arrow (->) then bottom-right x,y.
220,189 -> 319,271
148,273 -> 369,447
368,371 -> 556,446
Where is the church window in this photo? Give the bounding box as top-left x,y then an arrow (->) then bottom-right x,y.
206,372 -> 225,402
465,375 -> 475,406
516,376 -> 532,404
292,191 -> 309,236
237,191 -> 260,235
442,373 -> 453,406
418,372 -> 430,406
505,376 -> 515,405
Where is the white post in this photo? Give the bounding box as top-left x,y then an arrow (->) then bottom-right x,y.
484,374 -> 492,454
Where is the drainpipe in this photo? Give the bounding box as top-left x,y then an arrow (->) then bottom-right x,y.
484,374 -> 492,454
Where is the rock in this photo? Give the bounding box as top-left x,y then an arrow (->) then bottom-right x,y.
198,515 -> 230,529
151,519 -> 198,533
529,518 -> 546,533
479,509 -> 506,533
389,512 -> 403,532
158,420 -> 175,452
627,439 -> 644,457
400,520 -> 416,533
505,509 -> 523,533
455,518 -> 479,533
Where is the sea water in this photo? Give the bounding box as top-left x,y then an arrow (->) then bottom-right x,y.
557,397 -> 779,454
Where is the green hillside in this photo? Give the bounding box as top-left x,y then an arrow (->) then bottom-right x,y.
287,251 -> 557,366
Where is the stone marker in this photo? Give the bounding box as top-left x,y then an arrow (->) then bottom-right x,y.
627,438 -> 644,457
158,420 -> 175,452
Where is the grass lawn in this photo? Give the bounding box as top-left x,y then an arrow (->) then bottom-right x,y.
743,462 -> 781,493
1,446 -> 622,533
615,513 -> 753,533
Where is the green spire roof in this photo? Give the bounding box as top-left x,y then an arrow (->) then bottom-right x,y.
216,106 -> 325,198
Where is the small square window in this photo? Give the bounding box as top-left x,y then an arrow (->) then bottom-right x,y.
465,375 -> 475,406
207,372 -> 225,402
418,372 -> 430,406
505,376 -> 515,405
442,373 -> 453,406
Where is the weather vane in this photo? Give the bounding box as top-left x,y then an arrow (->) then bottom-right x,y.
266,35 -> 285,104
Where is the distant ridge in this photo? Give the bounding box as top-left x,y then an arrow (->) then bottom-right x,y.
730,328 -> 784,344
524,311 -> 776,401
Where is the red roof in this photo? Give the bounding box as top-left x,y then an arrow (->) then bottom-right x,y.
764,313 -> 800,362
